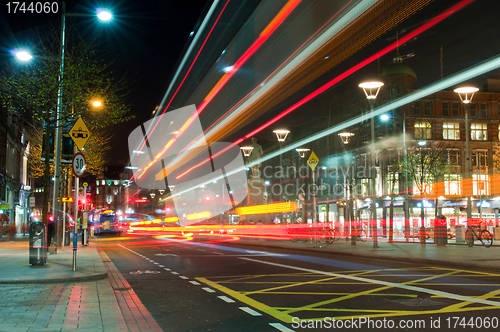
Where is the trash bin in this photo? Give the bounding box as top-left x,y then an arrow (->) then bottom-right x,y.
419,226 -> 427,244
29,221 -> 46,265
435,214 -> 448,246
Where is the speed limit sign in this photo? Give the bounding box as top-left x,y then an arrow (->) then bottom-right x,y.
72,152 -> 86,178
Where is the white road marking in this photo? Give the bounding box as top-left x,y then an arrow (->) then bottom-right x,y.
171,272 -> 179,275
197,249 -> 205,251
179,276 -> 189,279
164,268 -> 171,271
202,287 -> 216,293
269,323 -> 295,332
239,307 -> 262,316
213,252 -> 224,255
159,265 -> 165,267
239,257 -> 500,307
153,262 -> 159,265
218,296 -> 235,303
245,250 -> 288,257
189,281 -> 201,286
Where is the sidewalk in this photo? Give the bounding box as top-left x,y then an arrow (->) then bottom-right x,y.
200,235 -> 500,271
0,236 -> 163,332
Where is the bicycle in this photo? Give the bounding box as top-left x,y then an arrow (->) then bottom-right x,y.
352,227 -> 367,242
313,227 -> 341,248
465,225 -> 493,248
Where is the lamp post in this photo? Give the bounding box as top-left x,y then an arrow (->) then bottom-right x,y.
359,81 -> 384,248
296,148 -> 310,223
50,4 -> 112,249
454,87 -> 478,224
274,129 -> 290,223
338,132 -> 356,245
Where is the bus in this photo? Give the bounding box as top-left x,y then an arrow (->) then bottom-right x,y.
89,208 -> 123,235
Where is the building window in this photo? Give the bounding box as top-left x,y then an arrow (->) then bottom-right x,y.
473,174 -> 489,196
444,174 -> 461,196
443,122 -> 459,140
452,102 -> 460,117
470,103 -> 477,117
424,101 -> 432,116
480,103 -> 488,117
414,122 -> 432,139
471,150 -> 488,169
471,123 -> 487,140
414,101 -> 421,116
442,102 -> 450,116
498,125 -> 500,141
447,149 -> 460,165
96,188 -> 99,195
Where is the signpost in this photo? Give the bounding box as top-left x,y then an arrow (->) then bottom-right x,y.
69,117 -> 91,271
29,197 -> 35,207
307,151 -> 319,223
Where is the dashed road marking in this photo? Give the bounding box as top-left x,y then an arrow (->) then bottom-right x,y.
269,323 -> 295,332
203,287 -> 216,293
171,272 -> 179,275
179,276 -> 189,280
159,265 -> 165,267
164,268 -> 171,271
189,281 -> 201,286
213,252 -> 224,255
218,296 -> 235,303
239,307 -> 262,316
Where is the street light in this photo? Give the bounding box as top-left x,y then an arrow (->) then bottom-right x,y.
96,10 -> 113,22
49,3 -> 114,251
296,148 -> 309,224
359,81 -> 384,248
338,132 -> 354,145
454,86 -> 479,224
15,51 -> 33,61
274,129 -> 290,223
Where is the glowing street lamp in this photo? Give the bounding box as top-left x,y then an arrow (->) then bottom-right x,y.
359,81 -> 384,248
338,132 -> 355,145
92,100 -> 102,107
15,51 -> 33,61
296,148 -> 310,158
96,10 -> 113,22
240,146 -> 254,157
454,86 -> 479,222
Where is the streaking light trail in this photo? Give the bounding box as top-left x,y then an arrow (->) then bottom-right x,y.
170,0 -> 475,182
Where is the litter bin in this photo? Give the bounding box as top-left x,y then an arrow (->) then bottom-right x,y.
435,214 -> 448,246
29,221 -> 46,265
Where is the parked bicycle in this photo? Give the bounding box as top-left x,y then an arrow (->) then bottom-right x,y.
351,227 -> 367,242
313,227 -> 342,248
465,225 -> 493,248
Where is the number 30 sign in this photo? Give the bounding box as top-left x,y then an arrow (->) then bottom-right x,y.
72,152 -> 87,178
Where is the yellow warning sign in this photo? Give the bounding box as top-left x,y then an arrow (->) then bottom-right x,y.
69,117 -> 90,151
307,151 -> 319,171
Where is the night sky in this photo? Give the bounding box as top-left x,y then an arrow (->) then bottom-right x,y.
0,0 -> 210,166
2,0 -> 500,168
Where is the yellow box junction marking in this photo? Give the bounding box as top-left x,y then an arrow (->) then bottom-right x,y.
197,266 -> 500,324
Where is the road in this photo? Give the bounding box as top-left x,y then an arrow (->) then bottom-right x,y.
97,235 -> 500,332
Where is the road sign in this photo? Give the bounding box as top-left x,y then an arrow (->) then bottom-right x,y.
69,117 -> 90,151
29,197 -> 35,207
62,197 -> 73,202
82,182 -> 88,188
72,153 -> 86,178
307,151 -> 319,171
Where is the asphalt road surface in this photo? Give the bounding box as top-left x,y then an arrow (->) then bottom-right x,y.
98,235 -> 500,332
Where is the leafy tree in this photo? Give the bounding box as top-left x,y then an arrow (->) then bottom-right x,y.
404,141 -> 450,226
0,25 -> 133,237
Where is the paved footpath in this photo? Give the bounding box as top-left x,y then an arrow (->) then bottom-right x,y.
0,236 -> 163,332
